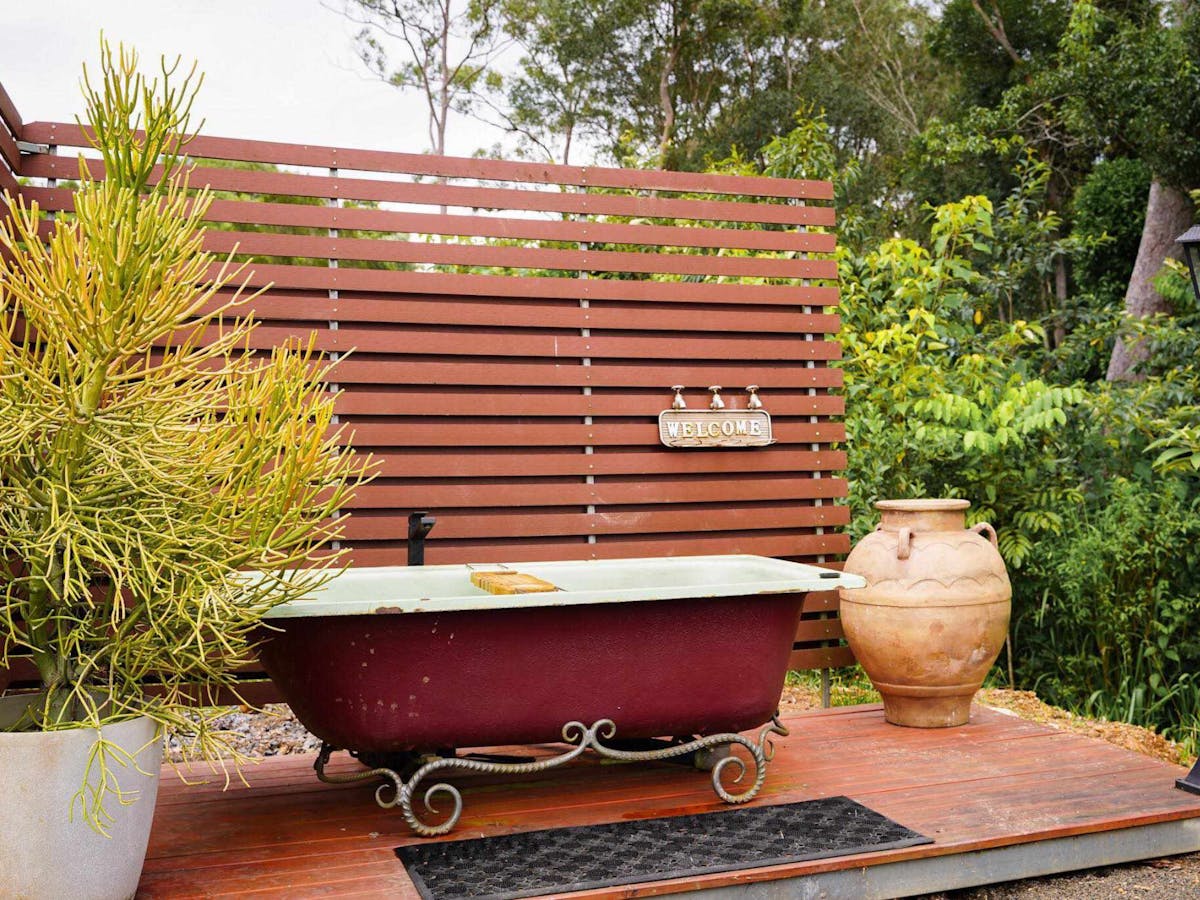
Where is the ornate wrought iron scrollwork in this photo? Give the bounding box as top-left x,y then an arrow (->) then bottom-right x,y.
314,714 -> 790,837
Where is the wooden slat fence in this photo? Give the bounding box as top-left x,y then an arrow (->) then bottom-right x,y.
0,81 -> 22,231
1,96 -> 855,694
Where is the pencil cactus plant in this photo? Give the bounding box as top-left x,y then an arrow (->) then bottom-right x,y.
0,43 -> 371,829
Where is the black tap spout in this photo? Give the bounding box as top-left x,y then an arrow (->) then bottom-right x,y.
407,511 -> 436,566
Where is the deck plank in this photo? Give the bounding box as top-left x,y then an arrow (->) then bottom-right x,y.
136,704 -> 1200,898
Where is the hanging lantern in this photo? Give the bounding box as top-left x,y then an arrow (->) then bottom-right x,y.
1178,225 -> 1200,303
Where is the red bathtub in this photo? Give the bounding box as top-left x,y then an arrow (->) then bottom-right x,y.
256,555 -> 865,753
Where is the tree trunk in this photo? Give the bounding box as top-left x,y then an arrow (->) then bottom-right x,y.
1105,179 -> 1194,382
657,40 -> 680,164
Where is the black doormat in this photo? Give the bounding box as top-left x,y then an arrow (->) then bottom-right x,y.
395,795 -> 932,900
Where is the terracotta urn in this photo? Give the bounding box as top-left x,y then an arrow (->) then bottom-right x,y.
839,499 -> 1011,727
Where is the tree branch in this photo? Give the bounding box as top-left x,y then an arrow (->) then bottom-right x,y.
970,0 -> 1024,68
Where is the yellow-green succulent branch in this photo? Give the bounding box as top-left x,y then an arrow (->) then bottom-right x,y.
0,39 -> 374,833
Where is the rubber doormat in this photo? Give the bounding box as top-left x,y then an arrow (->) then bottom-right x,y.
395,795 -> 932,900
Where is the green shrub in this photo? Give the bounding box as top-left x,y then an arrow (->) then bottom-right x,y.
1071,157 -> 1151,309
1016,477 -> 1200,748
838,180 -> 1085,566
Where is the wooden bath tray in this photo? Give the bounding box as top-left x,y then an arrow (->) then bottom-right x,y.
470,570 -> 560,595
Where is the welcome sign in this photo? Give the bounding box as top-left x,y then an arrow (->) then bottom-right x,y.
658,409 -> 774,448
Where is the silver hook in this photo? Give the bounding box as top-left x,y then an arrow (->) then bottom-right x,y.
670,385 -> 687,410
708,386 -> 725,410
746,385 -> 763,410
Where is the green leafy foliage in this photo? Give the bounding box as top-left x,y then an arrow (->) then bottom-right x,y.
1071,157 -> 1151,308
826,119 -> 1200,749
837,159 -> 1085,568
1019,478 -> 1200,745
929,0 -> 1071,112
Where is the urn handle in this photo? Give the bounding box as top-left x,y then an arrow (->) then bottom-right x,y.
971,522 -> 998,547
896,527 -> 912,560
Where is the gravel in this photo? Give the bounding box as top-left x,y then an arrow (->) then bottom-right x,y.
165,703 -> 322,761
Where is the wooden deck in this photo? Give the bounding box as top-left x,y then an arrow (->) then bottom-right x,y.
136,704 -> 1200,898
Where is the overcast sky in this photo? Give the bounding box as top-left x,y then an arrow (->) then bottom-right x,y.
0,0 -> 508,157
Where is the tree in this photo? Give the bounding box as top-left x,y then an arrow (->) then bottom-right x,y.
929,0 -> 1071,111
826,0 -> 951,142
510,0 -> 787,169
334,0 -> 506,155
608,0 -> 762,167
1053,1 -> 1200,380
489,0 -> 638,163
916,0 -> 1200,372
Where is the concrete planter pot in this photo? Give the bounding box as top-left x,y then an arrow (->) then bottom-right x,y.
839,499 -> 1012,727
0,693 -> 162,900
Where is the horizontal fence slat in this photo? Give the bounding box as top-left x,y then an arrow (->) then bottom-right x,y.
263,296 -> 841,334
334,389 -> 844,418
199,293 -> 842,333
25,188 -> 836,254
161,322 -> 843,363
0,82 -> 21,175
368,449 -> 847,478
22,122 -> 834,201
215,263 -> 841,306
0,82 -> 23,132
788,645 -> 855,671
0,163 -> 18,197
793,618 -> 846,643
330,360 -> 842,389
800,589 -> 841,613
24,155 -> 836,228
344,421 -> 844,447
201,229 -> 837,281
343,531 -> 849,566
341,503 -> 849,540
252,328 -> 844,362
0,129 -> 19,179
350,476 -> 847,509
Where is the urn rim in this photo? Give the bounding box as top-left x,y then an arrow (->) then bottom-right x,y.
874,498 -> 971,512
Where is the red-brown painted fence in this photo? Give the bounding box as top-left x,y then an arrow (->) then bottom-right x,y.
0,81 -> 21,232
0,84 -> 855,694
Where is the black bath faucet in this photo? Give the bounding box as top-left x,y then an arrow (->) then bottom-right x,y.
407,511 -> 437,566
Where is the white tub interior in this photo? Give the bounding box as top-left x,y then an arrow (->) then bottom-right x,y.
262,554 -> 866,617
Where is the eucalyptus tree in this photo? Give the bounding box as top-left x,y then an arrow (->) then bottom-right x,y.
494,0 -> 951,178
929,0 -> 1072,111
334,0 -> 507,155
500,0 -> 795,169
604,0 -> 776,168
489,0 -> 639,164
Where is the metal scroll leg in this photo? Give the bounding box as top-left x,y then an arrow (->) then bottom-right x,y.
313,729 -> 596,837
313,713 -> 791,838
585,714 -> 789,805
314,742 -> 407,806
1177,759 -> 1200,795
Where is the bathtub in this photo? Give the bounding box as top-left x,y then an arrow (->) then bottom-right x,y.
258,555 -> 864,751
255,554 -> 865,834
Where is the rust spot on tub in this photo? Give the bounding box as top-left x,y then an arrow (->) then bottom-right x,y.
374,606 -> 405,614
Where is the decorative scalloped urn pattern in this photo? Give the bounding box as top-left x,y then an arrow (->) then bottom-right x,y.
839,501 -> 1012,728
846,537 -> 1010,603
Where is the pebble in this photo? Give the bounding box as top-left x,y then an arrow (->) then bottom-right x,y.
165,704 -> 323,761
